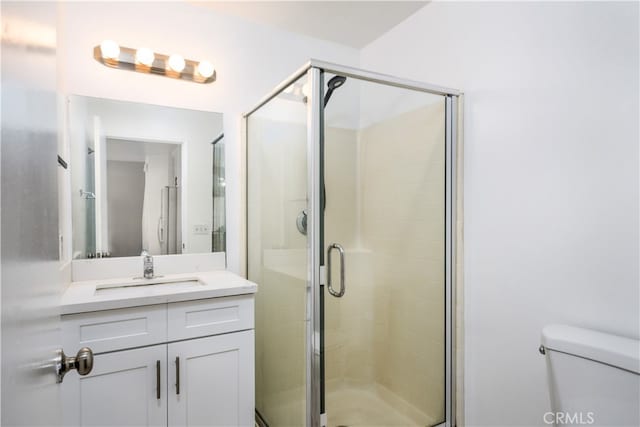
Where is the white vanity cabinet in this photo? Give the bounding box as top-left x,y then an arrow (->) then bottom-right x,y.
63,344 -> 168,426
167,332 -> 254,427
61,294 -> 255,427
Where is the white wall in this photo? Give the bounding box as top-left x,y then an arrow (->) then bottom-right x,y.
361,2 -> 639,426
60,1 -> 359,272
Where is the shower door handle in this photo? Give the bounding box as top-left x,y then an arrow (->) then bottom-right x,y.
326,243 -> 345,297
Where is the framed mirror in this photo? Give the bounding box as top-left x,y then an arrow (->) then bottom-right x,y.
68,95 -> 225,259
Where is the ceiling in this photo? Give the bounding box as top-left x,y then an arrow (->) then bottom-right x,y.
191,1 -> 428,48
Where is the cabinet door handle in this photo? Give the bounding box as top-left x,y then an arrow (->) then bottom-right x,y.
175,357 -> 180,395
156,360 -> 161,400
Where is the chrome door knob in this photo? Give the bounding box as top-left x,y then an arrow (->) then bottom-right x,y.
56,347 -> 94,383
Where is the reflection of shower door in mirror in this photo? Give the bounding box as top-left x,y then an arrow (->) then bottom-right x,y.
246,62 -> 459,427
159,186 -> 180,255
93,115 -> 109,257
212,135 -> 226,252
85,144 -> 97,257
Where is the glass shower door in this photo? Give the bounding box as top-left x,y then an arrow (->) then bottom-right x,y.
321,74 -> 448,426
247,73 -> 310,427
247,62 -> 458,427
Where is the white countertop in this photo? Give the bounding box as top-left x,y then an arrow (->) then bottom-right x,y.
61,270 -> 257,315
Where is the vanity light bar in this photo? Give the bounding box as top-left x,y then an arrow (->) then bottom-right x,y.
93,41 -> 216,84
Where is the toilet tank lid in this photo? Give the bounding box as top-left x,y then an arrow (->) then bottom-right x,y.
541,324 -> 640,374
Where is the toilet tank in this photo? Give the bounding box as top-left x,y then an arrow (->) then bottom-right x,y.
541,325 -> 640,426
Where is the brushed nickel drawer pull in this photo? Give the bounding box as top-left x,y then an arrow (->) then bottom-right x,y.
175,356 -> 180,395
156,360 -> 161,400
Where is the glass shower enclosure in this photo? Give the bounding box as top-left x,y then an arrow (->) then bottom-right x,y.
245,61 -> 460,427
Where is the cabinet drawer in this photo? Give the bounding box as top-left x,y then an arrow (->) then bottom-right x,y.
62,304 -> 167,354
168,295 -> 254,341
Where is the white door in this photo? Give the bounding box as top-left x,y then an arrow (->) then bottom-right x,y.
62,345 -> 167,427
1,2 -> 64,425
168,331 -> 255,427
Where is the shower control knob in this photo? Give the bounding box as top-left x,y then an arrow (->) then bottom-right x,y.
296,209 -> 308,235
55,347 -> 94,383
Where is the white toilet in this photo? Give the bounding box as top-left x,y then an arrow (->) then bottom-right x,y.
541,324 -> 640,426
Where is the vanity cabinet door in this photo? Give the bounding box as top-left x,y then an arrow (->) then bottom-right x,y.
167,330 -> 255,427
62,344 -> 167,427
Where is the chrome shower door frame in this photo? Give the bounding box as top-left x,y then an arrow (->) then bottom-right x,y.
306,66 -> 323,427
244,60 -> 461,427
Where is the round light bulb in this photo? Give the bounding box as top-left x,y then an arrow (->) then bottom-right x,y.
100,40 -> 120,60
168,54 -> 185,73
197,61 -> 215,78
135,48 -> 155,67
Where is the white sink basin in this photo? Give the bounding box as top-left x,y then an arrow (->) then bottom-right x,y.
95,277 -> 204,294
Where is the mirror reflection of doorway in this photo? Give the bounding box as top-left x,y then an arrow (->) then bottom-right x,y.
106,138 -> 182,257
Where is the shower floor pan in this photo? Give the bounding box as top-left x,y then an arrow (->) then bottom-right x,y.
259,383 -> 439,427
326,383 -> 440,427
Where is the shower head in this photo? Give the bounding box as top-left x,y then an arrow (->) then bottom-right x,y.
324,75 -> 346,107
328,75 -> 346,90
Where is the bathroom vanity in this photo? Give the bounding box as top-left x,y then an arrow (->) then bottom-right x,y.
60,268 -> 256,427
59,94 -> 249,426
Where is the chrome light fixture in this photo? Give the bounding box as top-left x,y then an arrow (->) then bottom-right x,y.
94,40 -> 216,84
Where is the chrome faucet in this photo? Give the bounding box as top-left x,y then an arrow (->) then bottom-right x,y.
141,250 -> 154,279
